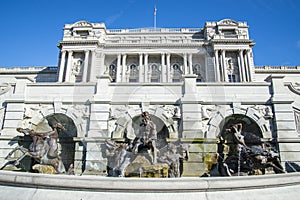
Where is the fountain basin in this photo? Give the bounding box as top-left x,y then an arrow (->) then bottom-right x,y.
0,170 -> 299,200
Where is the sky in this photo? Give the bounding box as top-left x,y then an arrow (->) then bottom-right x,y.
0,0 -> 299,67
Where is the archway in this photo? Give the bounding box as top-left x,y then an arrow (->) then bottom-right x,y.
130,114 -> 170,149
46,113 -> 77,170
219,114 -> 263,139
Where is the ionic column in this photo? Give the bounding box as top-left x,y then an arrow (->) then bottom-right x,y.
237,53 -> 243,82
139,53 -> 144,82
239,50 -> 246,82
89,50 -> 96,82
58,50 -> 66,82
183,53 -> 188,74
188,54 -> 193,74
65,51 -> 73,82
116,54 -> 122,83
246,50 -> 252,82
82,50 -> 90,82
122,54 -> 127,82
221,50 -> 227,82
144,54 -> 148,82
161,53 -> 166,82
214,50 -> 220,82
244,51 -> 249,82
166,53 -> 171,82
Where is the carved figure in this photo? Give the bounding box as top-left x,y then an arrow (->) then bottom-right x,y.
134,111 -> 157,164
105,140 -> 132,177
207,123 -> 285,176
157,143 -> 189,177
4,124 -> 66,173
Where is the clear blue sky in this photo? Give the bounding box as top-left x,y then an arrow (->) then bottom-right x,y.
0,0 -> 299,67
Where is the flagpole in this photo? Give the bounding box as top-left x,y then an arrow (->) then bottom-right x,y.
154,6 -> 157,29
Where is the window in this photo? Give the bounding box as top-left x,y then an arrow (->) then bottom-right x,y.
129,64 -> 139,82
172,64 -> 182,82
150,64 -> 161,82
228,74 -> 236,82
109,64 -> 117,82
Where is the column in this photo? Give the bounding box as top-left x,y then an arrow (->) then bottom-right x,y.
239,50 -> 246,82
166,53 -> 171,82
246,50 -> 253,82
82,50 -> 90,82
244,52 -> 249,82
144,54 -> 148,82
65,50 -> 73,82
214,50 -> 220,82
122,54 -> 127,82
89,50 -> 96,82
139,53 -> 144,82
188,53 -> 193,74
116,54 -> 122,83
183,53 -> 188,75
161,53 -> 166,82
221,50 -> 227,82
237,55 -> 243,82
58,50 -> 66,82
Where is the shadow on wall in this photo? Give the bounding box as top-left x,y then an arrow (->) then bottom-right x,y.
35,67 -> 58,83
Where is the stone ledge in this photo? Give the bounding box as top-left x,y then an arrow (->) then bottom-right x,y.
0,170 -> 299,192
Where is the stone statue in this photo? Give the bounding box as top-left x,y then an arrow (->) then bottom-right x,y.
4,123 -> 66,174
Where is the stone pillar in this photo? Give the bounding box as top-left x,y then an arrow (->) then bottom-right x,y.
166,53 -> 171,82
214,50 -> 220,82
116,54 -> 122,83
246,50 -> 253,82
265,75 -> 299,168
58,50 -> 66,82
139,53 -> 144,82
144,54 -> 148,82
82,50 -> 90,82
65,51 -> 73,82
89,50 -> 96,82
244,52 -> 249,82
239,50 -> 246,82
183,53 -> 188,75
122,54 -> 127,82
181,74 -> 202,138
221,50 -> 227,82
188,54 -> 193,74
161,53 -> 166,82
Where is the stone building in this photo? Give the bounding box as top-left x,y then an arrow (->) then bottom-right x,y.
0,19 -> 299,176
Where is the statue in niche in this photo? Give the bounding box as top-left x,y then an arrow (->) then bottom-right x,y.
205,123 -> 285,177
3,123 -> 66,174
104,111 -> 189,177
71,59 -> 83,82
133,111 -> 157,164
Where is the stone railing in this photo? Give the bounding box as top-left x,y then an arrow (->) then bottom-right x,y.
255,66 -> 300,70
107,27 -> 203,34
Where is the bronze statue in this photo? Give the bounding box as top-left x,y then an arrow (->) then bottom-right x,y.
134,111 -> 157,164
5,123 -> 66,173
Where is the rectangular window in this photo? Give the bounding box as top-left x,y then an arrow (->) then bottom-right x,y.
228,75 -> 236,82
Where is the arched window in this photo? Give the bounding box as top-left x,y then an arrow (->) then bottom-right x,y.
172,64 -> 182,82
109,64 -> 117,82
193,64 -> 204,82
129,64 -> 139,82
150,64 -> 161,82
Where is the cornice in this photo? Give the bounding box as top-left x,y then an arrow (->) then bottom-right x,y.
58,40 -> 101,48
210,39 -> 254,44
104,43 -> 206,49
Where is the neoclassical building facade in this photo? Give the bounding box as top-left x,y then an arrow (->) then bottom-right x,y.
0,19 -> 299,176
